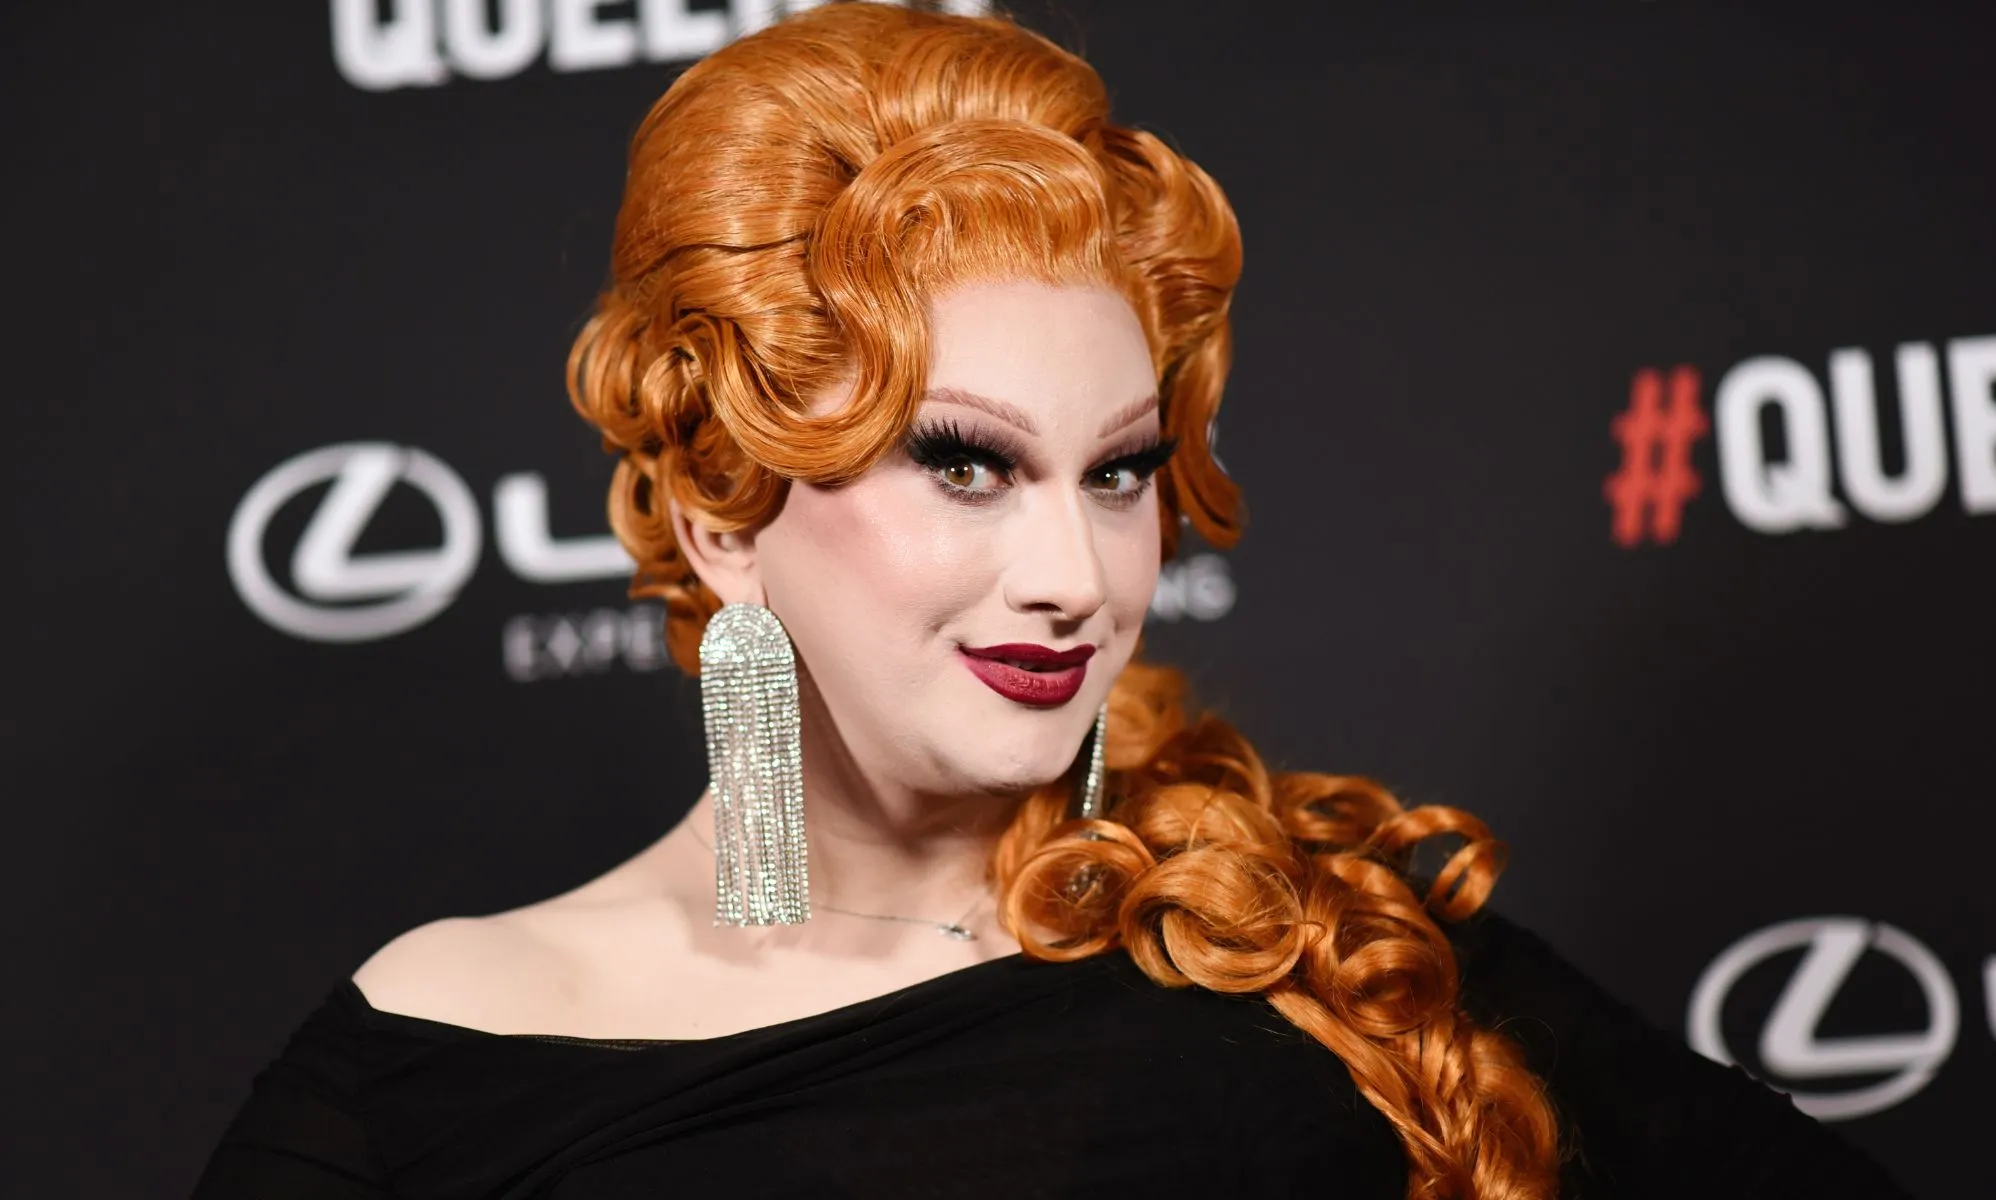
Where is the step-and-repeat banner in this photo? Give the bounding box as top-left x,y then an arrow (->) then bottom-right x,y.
8,2 -> 1990,1196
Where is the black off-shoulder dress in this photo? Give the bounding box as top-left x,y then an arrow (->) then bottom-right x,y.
190,911 -> 1913,1198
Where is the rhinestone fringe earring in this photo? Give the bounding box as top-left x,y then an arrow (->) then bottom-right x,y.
698,603 -> 809,926
1078,701 -> 1108,820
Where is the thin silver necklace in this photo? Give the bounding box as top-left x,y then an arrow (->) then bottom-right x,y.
686,826 -> 986,941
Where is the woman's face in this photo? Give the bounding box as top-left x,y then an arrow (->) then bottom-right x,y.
752,279 -> 1163,804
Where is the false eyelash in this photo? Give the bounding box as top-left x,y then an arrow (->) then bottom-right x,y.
902,419 -> 1179,506
904,417 -> 1022,478
1094,436 -> 1180,483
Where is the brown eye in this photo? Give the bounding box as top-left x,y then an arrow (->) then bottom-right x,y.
904,423 -> 1015,501
1086,466 -> 1138,492
934,457 -> 1002,493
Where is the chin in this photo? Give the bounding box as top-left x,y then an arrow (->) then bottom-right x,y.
951,733 -> 1087,798
959,769 -> 1070,802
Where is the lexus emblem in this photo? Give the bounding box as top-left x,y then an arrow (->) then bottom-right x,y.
1687,917 -> 1958,1120
226,442 -> 482,642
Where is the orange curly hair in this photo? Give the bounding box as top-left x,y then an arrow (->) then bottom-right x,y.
567,4 -> 1560,1197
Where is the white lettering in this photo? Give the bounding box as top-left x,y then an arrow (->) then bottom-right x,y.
637,0 -> 728,61
503,605 -> 672,681
622,606 -> 671,670
1828,344 -> 1948,522
729,0 -> 983,38
502,617 -> 539,679
732,0 -> 792,39
1149,553 -> 1235,622
1715,356 -> 1846,533
1947,335 -> 1996,513
442,0 -> 544,80
1986,955 -> 1996,1041
329,0 -> 446,91
332,0 -> 994,89
493,473 -> 634,583
549,0 -> 641,73
1180,553 -> 1236,621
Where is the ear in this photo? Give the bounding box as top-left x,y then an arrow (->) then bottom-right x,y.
667,496 -> 765,607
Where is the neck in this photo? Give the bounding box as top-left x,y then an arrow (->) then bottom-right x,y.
675,672 -> 1027,939
681,787 -> 1004,920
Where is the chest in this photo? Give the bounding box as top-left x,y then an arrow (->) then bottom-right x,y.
557,944 -> 1020,1041
364,959 -> 1407,1198
547,1028 -> 1401,1198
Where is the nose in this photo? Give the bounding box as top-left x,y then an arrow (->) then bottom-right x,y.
1003,485 -> 1108,623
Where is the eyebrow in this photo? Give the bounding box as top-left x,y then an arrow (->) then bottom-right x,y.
924,386 -> 1039,435
922,386 -> 1161,440
1096,394 -> 1159,438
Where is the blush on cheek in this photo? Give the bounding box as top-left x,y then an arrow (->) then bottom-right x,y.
853,487 -> 1002,646
759,473 -> 997,677
1097,503 -> 1163,627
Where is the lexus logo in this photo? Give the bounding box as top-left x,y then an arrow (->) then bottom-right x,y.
1687,917 -> 1959,1120
226,442 -> 483,642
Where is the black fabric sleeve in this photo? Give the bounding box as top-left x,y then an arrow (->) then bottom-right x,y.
189,991 -> 390,1199
1448,910 -> 1916,1199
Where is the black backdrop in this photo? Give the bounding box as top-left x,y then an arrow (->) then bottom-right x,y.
7,2 -> 1992,1196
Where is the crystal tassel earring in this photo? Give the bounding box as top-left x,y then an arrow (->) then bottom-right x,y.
1077,701 -> 1108,820
698,602 -> 809,926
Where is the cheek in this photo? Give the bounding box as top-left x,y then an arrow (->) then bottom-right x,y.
1100,506 -> 1163,622
760,479 -> 994,656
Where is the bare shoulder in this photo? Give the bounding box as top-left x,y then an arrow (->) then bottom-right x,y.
349,842 -> 700,1034
351,911 -> 573,1033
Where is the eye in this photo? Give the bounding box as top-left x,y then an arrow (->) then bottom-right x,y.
1082,437 -> 1179,508
937,457 -> 1005,493
904,419 -> 1020,505
1084,464 -> 1144,494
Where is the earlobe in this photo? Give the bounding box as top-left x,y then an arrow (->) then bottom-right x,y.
667,495 -> 764,606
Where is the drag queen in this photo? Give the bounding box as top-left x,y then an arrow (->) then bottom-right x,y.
196,4 -> 1910,1196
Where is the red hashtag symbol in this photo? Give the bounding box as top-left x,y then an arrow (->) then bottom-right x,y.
1603,366 -> 1708,547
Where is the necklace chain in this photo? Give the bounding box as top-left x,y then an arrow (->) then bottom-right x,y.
686,827 -> 985,941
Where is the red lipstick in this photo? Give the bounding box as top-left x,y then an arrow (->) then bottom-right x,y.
958,642 -> 1095,707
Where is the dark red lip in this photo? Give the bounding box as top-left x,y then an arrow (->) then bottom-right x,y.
961,642 -> 1097,667
959,643 -> 1095,707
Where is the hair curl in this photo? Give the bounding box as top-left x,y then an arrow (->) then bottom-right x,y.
567,5 -> 1559,1197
